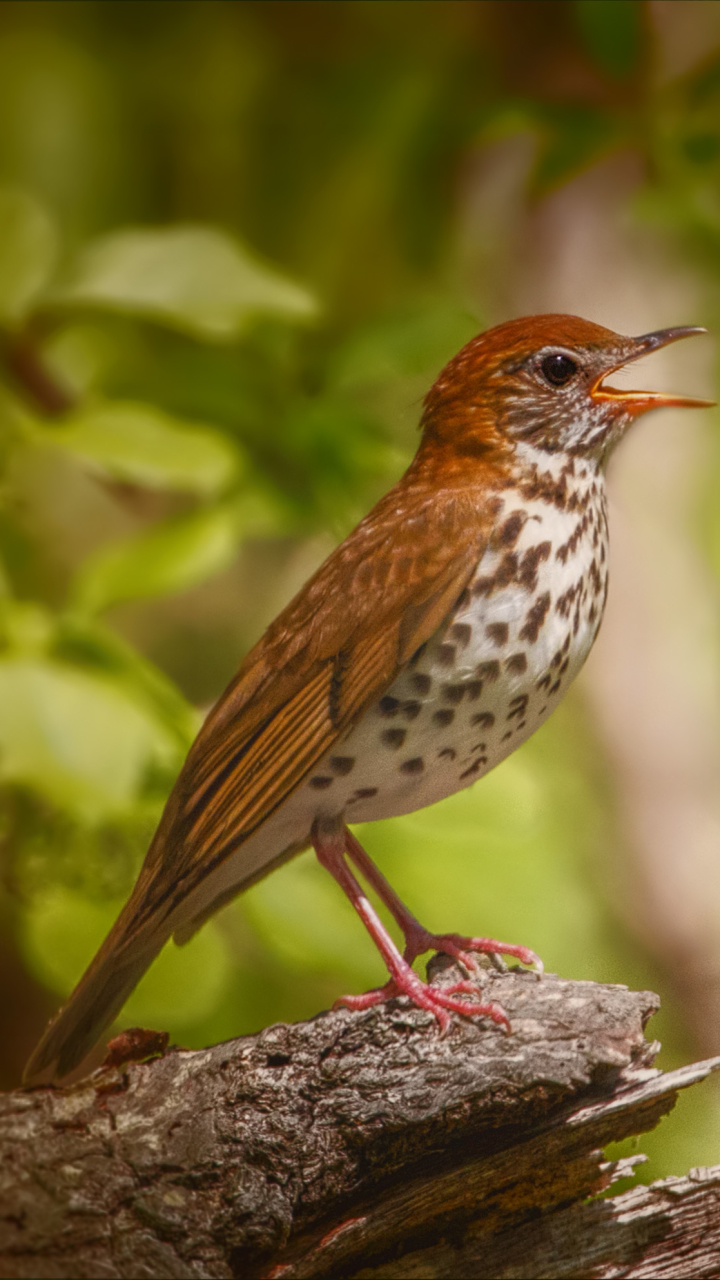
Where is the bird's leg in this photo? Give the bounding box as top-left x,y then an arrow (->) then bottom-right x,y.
311,818 -> 510,1031
344,827 -> 542,976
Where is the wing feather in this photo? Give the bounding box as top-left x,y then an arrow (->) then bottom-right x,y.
23,466 -> 500,1083
122,476 -> 496,929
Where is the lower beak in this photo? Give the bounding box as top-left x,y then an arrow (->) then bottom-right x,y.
591,326 -> 715,413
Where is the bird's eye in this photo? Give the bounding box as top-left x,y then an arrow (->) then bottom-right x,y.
540,353 -> 578,387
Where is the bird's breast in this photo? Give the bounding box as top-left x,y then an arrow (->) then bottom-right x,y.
304,458 -> 609,823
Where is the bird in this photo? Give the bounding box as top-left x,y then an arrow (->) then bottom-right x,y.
24,313 -> 712,1085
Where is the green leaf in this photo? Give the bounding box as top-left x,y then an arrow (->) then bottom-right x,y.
72,504 -> 243,614
0,657 -> 181,820
20,887 -> 232,1027
530,104 -> 623,194
573,0 -> 643,81
53,224 -> 318,340
55,614 -> 200,748
0,187 -> 58,327
329,303 -> 480,390
38,400 -> 242,495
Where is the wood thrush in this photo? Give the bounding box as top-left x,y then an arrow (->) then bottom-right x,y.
24,314 -> 712,1084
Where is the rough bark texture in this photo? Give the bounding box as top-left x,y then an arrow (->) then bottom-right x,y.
1,964 -> 718,1279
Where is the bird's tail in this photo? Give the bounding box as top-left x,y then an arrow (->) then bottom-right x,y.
22,898 -> 168,1086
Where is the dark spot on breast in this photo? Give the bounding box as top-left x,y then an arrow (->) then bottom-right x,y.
501,730 -> 512,741
466,679 -> 483,700
382,728 -> 406,749
330,757 -> 354,775
507,694 -> 529,720
451,622 -> 472,647
460,756 -> 487,780
456,588 -> 471,610
550,678 -> 562,694
516,720 -> 526,730
506,652 -> 527,675
537,673 -> 552,691
379,696 -> 400,716
402,700 -> 422,720
352,787 -> 378,800
412,673 -> 432,695
310,776 -> 333,790
518,468 -> 570,510
470,741 -> 486,753
494,509 -> 528,548
473,576 -> 494,598
556,515 -> 589,564
556,577 -> 583,620
517,542 -> 552,592
477,660 -> 500,682
434,708 -> 454,726
401,757 -> 424,775
471,711 -> 495,729
442,683 -> 465,705
520,592 -> 551,644
485,622 -> 509,647
559,657 -> 569,675
439,747 -> 456,761
436,643 -> 456,667
408,642 -> 427,667
495,552 -> 519,589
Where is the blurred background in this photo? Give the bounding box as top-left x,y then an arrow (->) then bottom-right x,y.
0,0 -> 719,1181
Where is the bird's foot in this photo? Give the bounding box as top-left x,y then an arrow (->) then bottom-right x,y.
333,969 -> 510,1033
402,925 -> 543,978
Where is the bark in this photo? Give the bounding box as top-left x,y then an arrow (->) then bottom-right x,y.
1,963 -> 718,1280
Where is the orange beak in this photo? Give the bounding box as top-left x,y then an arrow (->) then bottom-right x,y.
591,326 -> 715,414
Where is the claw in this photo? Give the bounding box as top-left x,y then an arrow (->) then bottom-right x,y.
404,928 -> 543,977
334,973 -> 510,1032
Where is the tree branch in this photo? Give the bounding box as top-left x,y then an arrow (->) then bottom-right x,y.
1,963 -> 718,1279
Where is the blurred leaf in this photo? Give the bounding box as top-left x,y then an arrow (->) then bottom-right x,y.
0,656 -> 180,820
53,225 -> 318,340
72,504 -> 243,614
279,395 -> 397,527
0,599 -> 55,655
573,0 -> 643,80
329,303 -> 480,390
682,133 -> 720,166
37,400 -> 242,495
0,187 -> 58,326
55,614 -> 200,747
531,104 -> 623,194
685,53 -> 720,107
21,886 -> 232,1026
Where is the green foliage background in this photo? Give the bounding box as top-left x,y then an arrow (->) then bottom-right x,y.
0,0 -> 719,1181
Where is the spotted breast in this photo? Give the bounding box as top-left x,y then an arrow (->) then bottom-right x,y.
306,447 -> 608,822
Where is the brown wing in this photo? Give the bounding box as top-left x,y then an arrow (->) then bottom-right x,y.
127,471 -> 495,932
23,470 -> 496,1083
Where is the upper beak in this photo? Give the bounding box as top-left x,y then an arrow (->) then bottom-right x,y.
591,326 -> 715,413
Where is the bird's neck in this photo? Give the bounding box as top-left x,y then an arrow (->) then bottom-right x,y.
410,435 -> 603,509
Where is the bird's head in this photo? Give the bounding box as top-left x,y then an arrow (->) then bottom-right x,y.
420,314 -> 711,466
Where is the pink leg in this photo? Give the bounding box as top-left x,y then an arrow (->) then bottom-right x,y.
344,827 -> 543,976
312,818 -> 511,1031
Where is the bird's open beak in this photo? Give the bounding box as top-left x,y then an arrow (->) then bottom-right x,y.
591,326 -> 715,413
